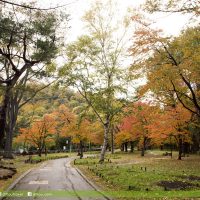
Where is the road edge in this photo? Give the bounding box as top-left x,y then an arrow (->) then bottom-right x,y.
75,166 -> 112,200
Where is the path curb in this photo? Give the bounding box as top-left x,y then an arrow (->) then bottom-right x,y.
75,166 -> 112,200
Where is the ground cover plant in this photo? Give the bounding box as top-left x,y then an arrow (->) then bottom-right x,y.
75,151 -> 200,199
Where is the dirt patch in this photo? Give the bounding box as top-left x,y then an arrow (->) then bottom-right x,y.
0,166 -> 17,180
187,175 -> 200,181
179,175 -> 200,181
157,180 -> 198,190
0,168 -> 13,178
0,168 -> 13,176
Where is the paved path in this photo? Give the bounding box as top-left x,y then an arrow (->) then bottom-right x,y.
4,157 -> 110,200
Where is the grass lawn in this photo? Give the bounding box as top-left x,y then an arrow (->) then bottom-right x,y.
0,152 -> 69,191
30,152 -> 69,162
75,150 -> 200,199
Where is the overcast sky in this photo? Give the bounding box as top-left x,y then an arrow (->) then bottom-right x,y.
37,0 -> 191,41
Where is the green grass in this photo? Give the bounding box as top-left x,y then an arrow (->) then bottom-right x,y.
75,151 -> 200,199
31,152 -> 69,162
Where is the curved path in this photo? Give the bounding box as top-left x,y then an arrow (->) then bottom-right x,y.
4,157 -> 111,200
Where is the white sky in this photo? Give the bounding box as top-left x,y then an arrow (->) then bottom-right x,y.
37,0 -> 192,42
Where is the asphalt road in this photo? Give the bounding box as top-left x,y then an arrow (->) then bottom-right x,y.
4,157 -> 110,200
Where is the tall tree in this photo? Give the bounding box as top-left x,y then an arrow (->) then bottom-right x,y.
0,2 -> 67,150
3,69 -> 56,158
60,0 -> 133,163
130,16 -> 200,119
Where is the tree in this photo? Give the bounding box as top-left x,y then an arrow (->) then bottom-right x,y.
58,104 -> 102,158
130,16 -> 200,120
3,71 -> 55,158
13,128 -> 29,151
130,24 -> 198,156
118,102 -> 158,156
17,114 -> 56,156
65,119 -> 91,158
0,2 -> 67,152
60,0 -> 133,163
148,104 -> 192,160
115,130 -> 133,152
52,104 -> 75,150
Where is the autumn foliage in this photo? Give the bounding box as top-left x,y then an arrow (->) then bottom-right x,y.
15,114 -> 56,156
116,102 -> 192,159
15,104 -> 103,157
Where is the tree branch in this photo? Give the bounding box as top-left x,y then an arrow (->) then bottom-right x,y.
76,85 -> 105,125
19,80 -> 56,109
171,80 -> 198,115
179,73 -> 200,111
0,0 -> 79,10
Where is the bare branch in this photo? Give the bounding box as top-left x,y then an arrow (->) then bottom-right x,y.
0,0 -> 79,10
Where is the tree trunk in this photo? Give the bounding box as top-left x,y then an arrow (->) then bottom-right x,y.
45,145 -> 47,156
130,141 -> 134,152
178,137 -> 183,160
3,128 -> 14,159
169,136 -> 173,159
38,149 -> 42,157
183,142 -> 190,155
124,142 -> 128,152
79,140 -> 83,159
141,148 -> 145,156
121,143 -> 124,151
111,127 -> 114,154
191,131 -> 200,153
0,86 -> 10,147
0,104 -> 6,147
55,132 -> 60,150
0,62 -> 31,148
99,122 -> 109,163
141,137 -> 146,157
3,92 -> 18,159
